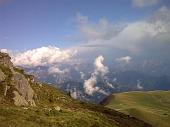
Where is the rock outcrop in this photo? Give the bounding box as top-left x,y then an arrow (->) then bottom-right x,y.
0,69 -> 5,82
11,72 -> 36,106
0,52 -> 36,106
0,53 -> 13,69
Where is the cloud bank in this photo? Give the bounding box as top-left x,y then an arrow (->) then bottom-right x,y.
12,46 -> 77,67
73,6 -> 170,62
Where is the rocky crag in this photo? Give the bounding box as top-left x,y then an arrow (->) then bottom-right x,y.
0,52 -> 36,106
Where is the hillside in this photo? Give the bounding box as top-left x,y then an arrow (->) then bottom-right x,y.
101,91 -> 170,127
0,52 -> 152,127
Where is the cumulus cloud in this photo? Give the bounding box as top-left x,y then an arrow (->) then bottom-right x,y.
84,75 -> 99,95
132,0 -> 159,7
84,55 -> 109,95
12,46 -> 77,67
94,55 -> 109,76
116,56 -> 132,63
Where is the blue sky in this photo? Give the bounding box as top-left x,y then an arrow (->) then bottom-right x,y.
1,0 -> 169,50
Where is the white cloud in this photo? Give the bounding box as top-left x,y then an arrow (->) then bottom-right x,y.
48,66 -> 69,74
94,55 -> 109,76
70,88 -> 78,99
116,56 -> 132,63
106,82 -> 115,89
12,46 -> 77,67
0,49 -> 11,54
132,0 -> 159,7
84,55 -> 109,95
113,78 -> 117,82
80,71 -> 85,79
76,13 -> 121,41
84,75 -> 99,95
152,6 -> 170,23
137,80 -> 143,90
73,7 -> 170,57
98,89 -> 109,95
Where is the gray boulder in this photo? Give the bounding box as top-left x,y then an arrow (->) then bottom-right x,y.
11,72 -> 36,106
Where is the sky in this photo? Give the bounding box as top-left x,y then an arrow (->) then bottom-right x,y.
0,0 -> 170,68
0,0 -> 169,50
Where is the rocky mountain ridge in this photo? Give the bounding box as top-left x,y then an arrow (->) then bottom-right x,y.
0,52 -> 35,106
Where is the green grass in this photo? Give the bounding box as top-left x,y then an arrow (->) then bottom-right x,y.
0,104 -> 117,127
0,83 -> 119,127
104,91 -> 170,127
0,83 -> 153,127
0,84 -> 117,127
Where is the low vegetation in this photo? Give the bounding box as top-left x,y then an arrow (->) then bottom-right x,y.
0,83 -> 153,127
103,91 -> 170,127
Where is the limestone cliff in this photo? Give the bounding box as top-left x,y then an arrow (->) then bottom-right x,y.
0,52 -> 36,106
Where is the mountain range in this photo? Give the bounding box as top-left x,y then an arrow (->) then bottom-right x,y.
23,63 -> 170,103
0,52 -> 153,127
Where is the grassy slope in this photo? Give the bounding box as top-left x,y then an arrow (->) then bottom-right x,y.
0,83 -> 153,127
104,91 -> 170,127
0,83 -> 116,127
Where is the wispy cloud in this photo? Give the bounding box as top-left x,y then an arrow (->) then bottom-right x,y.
132,0 -> 160,7
116,56 -> 132,63
76,13 -> 121,41
48,66 -> 69,74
